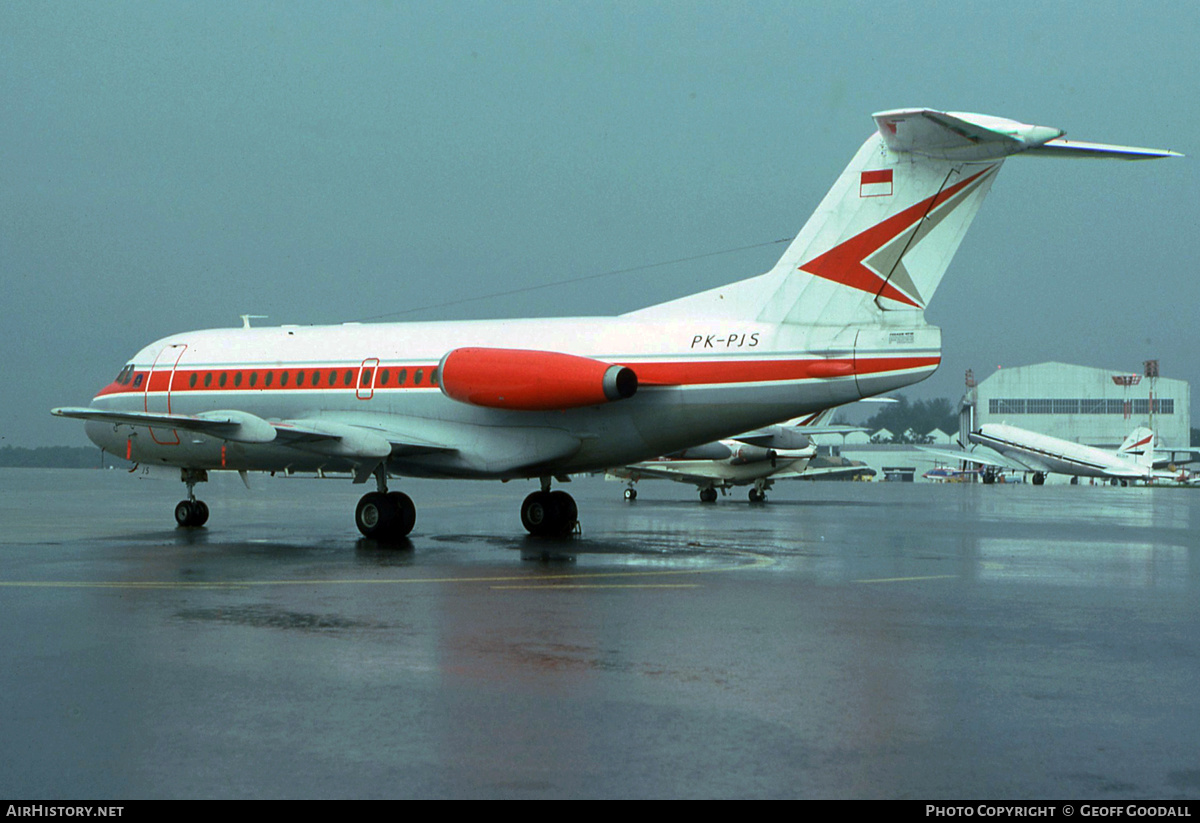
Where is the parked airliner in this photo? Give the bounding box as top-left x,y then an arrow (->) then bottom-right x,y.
54,109 -> 1179,539
923,424 -> 1189,485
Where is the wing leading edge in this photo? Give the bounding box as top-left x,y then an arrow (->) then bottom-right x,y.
51,407 -> 455,460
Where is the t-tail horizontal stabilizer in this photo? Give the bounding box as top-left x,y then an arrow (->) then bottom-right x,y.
874,109 -> 1183,161
630,108 -> 1179,327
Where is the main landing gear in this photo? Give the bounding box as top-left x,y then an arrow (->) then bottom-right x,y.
699,487 -> 718,504
355,465 -> 416,541
521,478 -> 578,537
175,468 -> 210,528
748,478 -> 770,503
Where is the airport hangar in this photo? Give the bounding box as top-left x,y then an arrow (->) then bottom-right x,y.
971,361 -> 1190,451
824,360 -> 1191,482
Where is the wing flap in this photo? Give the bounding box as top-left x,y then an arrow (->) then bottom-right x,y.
273,419 -> 453,459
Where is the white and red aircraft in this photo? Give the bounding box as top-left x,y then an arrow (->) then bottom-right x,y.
960,423 -> 1189,485
606,408 -> 870,503
53,109 -> 1179,539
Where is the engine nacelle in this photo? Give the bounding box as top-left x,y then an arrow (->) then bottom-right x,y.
439,347 -> 637,411
728,443 -> 777,465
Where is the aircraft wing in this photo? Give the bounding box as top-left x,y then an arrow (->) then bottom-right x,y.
799,456 -> 876,479
608,455 -> 810,487
606,464 -> 707,485
51,407 -> 456,459
271,419 -> 453,457
52,407 -> 280,443
1097,466 -> 1153,480
1154,448 -> 1200,468
916,445 -> 1022,470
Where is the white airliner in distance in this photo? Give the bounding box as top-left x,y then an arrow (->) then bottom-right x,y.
922,423 -> 1190,485
53,109 -> 1179,539
607,408 -> 871,502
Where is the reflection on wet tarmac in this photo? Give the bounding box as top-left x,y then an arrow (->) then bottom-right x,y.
1,469 -> 1198,798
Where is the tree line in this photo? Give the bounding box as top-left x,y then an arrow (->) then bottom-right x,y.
839,396 -> 960,444
0,446 -> 131,469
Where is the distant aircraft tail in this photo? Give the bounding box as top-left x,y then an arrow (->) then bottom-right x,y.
791,407 -> 838,428
1118,427 -> 1156,467
628,109 -> 1180,326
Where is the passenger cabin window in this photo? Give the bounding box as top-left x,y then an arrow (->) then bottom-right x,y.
343,369 -> 354,386
431,368 -> 439,386
219,373 -> 227,387
360,369 -> 372,387
189,373 -> 198,388
204,373 -> 213,388
265,371 -> 274,387
414,369 -> 423,386
249,372 -> 258,388
397,368 -> 407,385
380,369 -> 390,386
234,372 -> 243,388
297,371 -> 305,387
279,371 -> 288,387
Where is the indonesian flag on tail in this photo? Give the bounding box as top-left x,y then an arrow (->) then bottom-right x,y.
860,168 -> 893,198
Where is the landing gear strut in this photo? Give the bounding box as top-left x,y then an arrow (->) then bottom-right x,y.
521,478 -> 578,537
175,469 -> 209,528
355,465 -> 416,541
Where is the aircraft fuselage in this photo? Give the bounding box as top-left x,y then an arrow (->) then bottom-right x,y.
86,316 -> 941,479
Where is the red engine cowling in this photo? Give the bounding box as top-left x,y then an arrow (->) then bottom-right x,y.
439,348 -> 638,411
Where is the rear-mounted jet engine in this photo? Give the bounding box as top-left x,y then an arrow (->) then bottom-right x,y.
438,347 -> 637,411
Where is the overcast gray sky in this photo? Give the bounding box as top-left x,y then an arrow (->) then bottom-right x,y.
3,0 -> 1197,446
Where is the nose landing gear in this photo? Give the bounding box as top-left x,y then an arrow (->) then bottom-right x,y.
175,498 -> 209,527
175,468 -> 209,528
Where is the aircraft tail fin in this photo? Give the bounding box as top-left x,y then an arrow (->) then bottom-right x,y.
1118,427 -> 1156,467
627,110 -> 1180,326
791,407 -> 838,428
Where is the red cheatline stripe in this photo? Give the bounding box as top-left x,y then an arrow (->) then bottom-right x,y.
95,355 -> 940,398
628,356 -> 938,386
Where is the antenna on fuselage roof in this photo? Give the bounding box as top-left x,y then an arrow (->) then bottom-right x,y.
240,314 -> 268,329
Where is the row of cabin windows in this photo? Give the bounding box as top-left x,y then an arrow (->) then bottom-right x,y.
176,367 -> 439,390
